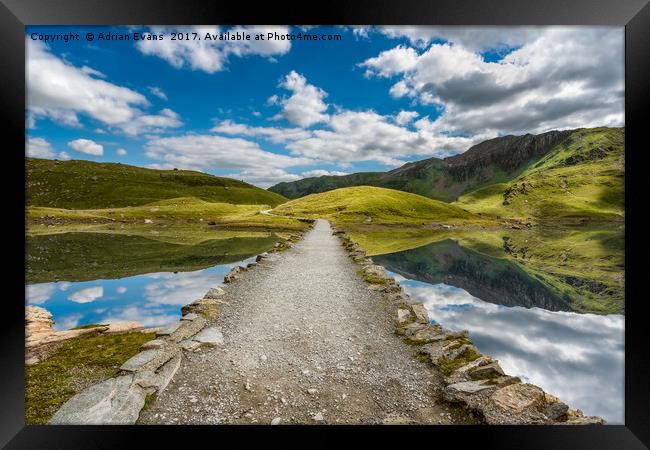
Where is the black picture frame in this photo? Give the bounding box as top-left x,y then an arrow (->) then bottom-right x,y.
2,0 -> 648,448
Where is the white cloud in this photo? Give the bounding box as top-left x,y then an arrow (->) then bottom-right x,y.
68,286 -> 104,303
56,313 -> 83,331
27,38 -> 183,135
58,151 -> 71,160
26,283 -> 55,304
136,26 -> 291,73
359,27 -> 624,136
300,169 -> 349,178
361,45 -> 419,78
80,65 -> 106,78
285,109 -> 483,166
148,86 -> 168,100
144,134 -> 313,173
377,26 -> 542,51
116,148 -> 127,156
68,138 -> 104,156
395,110 -> 420,125
26,137 -> 55,158
275,71 -> 329,127
116,286 -> 128,294
211,119 -> 313,144
119,108 -> 182,136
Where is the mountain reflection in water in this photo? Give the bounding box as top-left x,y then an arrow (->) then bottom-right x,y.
374,238 -> 623,423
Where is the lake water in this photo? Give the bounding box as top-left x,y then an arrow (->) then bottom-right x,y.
25,229 -> 624,423
25,231 -> 278,329
372,235 -> 624,424
26,257 -> 256,330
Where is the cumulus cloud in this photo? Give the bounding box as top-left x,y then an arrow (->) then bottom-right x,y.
284,109 -> 483,166
27,38 -> 183,135
377,26 -> 543,51
395,110 -> 420,125
399,280 -> 624,423
68,286 -> 104,303
147,86 -> 168,100
360,27 -> 624,136
274,71 -> 329,127
68,138 -> 103,156
136,26 -> 291,73
211,119 -> 312,143
300,169 -> 349,178
26,137 -> 55,158
26,283 -> 55,304
144,134 -> 313,178
116,148 -> 127,156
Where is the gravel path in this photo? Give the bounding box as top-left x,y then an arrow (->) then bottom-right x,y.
139,220 -> 471,425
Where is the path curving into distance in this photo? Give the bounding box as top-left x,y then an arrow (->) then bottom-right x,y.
139,220 -> 470,424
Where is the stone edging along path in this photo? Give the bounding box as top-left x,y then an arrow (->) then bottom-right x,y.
49,226 -> 314,425
331,226 -> 605,426
49,220 -> 604,425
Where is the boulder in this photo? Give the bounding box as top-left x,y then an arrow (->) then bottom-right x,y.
180,339 -> 202,352
362,265 -> 387,280
396,308 -> 412,325
103,321 -> 144,335
181,298 -> 222,319
167,316 -> 208,342
25,306 -> 54,337
203,287 -> 225,299
120,347 -> 179,373
224,266 -> 244,283
482,383 -> 550,424
192,327 -> 224,346
469,361 -> 505,380
546,402 -> 569,421
133,352 -> 182,394
49,375 -> 147,425
409,303 -> 430,324
156,321 -> 183,336
490,383 -> 545,412
443,380 -> 498,403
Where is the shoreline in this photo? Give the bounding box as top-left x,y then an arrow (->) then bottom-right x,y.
28,219 -> 605,425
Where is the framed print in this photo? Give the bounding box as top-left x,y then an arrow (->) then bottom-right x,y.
1,0 -> 648,448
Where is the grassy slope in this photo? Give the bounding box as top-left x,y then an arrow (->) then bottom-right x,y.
345,225 -> 623,314
270,186 -> 486,225
27,157 -> 287,208
27,231 -> 280,283
27,197 -> 307,231
26,331 -> 155,424
456,128 -> 624,224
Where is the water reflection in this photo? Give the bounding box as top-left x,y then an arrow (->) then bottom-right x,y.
374,239 -> 571,311
25,258 -> 254,330
387,273 -> 624,423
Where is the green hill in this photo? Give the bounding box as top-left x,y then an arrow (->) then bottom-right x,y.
455,127 -> 624,224
27,158 -> 287,209
270,186 -> 484,225
268,129 -> 575,202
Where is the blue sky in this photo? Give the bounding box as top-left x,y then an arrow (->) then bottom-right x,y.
26,26 -> 624,187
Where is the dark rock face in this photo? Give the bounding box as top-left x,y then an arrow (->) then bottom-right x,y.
269,129 -> 575,201
373,239 -> 572,312
443,130 -> 573,182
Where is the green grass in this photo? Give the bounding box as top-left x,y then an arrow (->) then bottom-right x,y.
26,230 -> 281,283
271,186 -> 489,226
350,224 -> 623,314
25,331 -> 155,424
27,196 -> 309,235
456,128 -> 624,224
27,157 -> 287,208
437,347 -> 482,376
